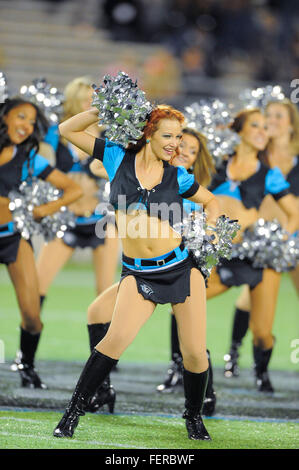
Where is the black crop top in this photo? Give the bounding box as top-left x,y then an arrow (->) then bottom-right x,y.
208,157 -> 290,210
92,138 -> 199,228
0,147 -> 54,197
287,156 -> 299,197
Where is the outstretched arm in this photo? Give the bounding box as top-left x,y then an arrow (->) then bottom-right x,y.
189,186 -> 221,227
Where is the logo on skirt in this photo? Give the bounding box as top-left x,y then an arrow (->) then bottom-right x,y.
140,283 -> 154,296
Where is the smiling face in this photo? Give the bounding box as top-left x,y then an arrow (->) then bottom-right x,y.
149,118 -> 182,161
265,102 -> 292,139
4,103 -> 36,145
172,133 -> 200,170
239,111 -> 268,151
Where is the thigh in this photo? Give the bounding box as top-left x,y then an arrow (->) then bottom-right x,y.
87,282 -> 119,324
7,239 -> 41,328
172,268 -> 208,371
92,228 -> 120,294
36,238 -> 74,294
206,267 -> 229,300
97,275 -> 156,359
235,285 -> 251,311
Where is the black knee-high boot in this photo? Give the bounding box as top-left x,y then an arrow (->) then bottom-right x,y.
253,343 -> 274,393
224,307 -> 250,377
156,314 -> 183,392
53,349 -> 118,438
183,368 -> 211,440
85,323 -> 116,413
17,327 -> 47,389
202,350 -> 216,416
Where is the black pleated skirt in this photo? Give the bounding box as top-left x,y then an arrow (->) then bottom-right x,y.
120,255 -> 205,304
62,223 -> 106,249
216,257 -> 263,290
0,233 -> 22,264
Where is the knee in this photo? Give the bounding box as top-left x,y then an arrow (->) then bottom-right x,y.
250,323 -> 273,349
99,330 -> 133,357
20,298 -> 41,332
22,317 -> 42,334
87,302 -> 98,323
87,297 -> 107,323
181,348 -> 208,373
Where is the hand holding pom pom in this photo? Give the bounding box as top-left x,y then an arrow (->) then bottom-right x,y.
92,71 -> 153,147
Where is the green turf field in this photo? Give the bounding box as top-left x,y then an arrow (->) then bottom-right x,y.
0,261 -> 298,450
0,410 -> 298,449
0,262 -> 298,369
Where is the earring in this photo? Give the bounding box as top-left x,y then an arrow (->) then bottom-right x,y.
146,139 -> 150,144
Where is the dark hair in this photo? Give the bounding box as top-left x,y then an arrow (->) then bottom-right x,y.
0,97 -> 49,155
230,108 -> 261,134
230,108 -> 267,163
182,128 -> 215,187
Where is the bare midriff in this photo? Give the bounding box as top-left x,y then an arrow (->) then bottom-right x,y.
115,210 -> 182,259
67,172 -> 99,216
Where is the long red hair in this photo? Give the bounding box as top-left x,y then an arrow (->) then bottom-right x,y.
128,104 -> 185,152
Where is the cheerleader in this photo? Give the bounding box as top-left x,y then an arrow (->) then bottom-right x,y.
52,104 -> 221,441
224,98 -> 299,380
0,97 -> 82,388
36,77 -> 120,311
206,108 -> 298,394
155,128 -> 217,414
85,128 -> 216,415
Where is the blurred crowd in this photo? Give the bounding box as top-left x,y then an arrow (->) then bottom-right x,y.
45,0 -> 299,83
37,0 -> 299,102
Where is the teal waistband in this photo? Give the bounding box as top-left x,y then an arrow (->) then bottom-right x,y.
0,221 -> 16,237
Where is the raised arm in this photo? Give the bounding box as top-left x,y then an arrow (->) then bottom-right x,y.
89,159 -> 109,179
59,107 -> 99,156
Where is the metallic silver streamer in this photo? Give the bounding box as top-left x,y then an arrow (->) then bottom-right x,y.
184,100 -> 240,167
174,212 -> 240,278
239,85 -> 285,110
92,71 -> 153,147
0,71 -> 9,103
232,218 -> 299,272
19,78 -> 64,123
8,178 -> 76,241
97,178 -> 110,203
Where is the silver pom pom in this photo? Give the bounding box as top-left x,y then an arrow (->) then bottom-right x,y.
92,71 -> 153,147
0,71 -> 9,103
19,78 -> 64,123
239,85 -> 285,110
9,178 -> 76,241
174,212 -> 241,278
97,178 -> 110,203
184,100 -> 240,167
232,219 -> 299,272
